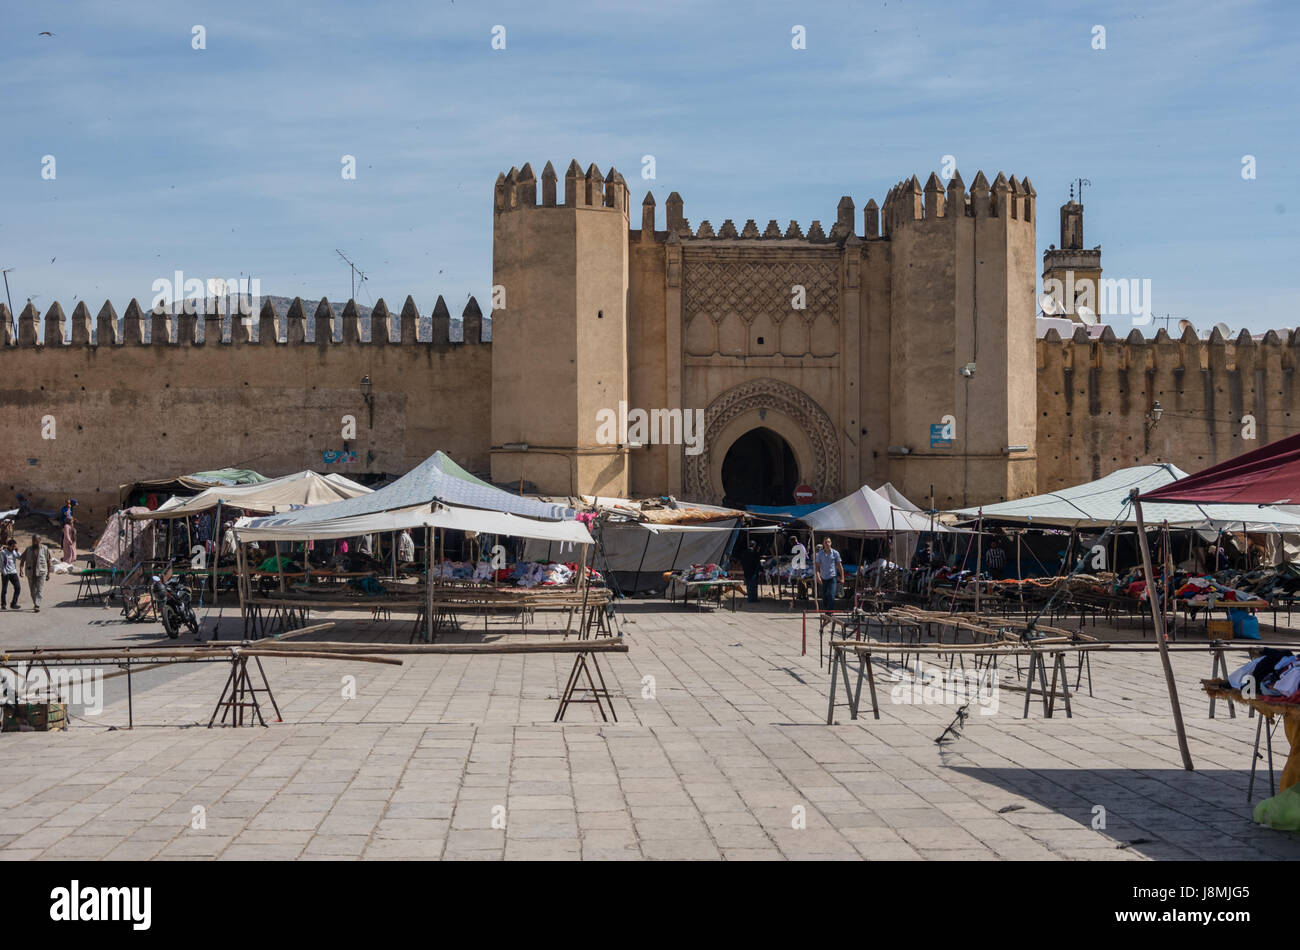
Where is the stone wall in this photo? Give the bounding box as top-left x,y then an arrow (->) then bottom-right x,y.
1036,325 -> 1300,491
0,296 -> 491,530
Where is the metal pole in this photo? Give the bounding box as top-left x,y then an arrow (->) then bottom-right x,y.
975,509 -> 983,614
1132,490 -> 1194,771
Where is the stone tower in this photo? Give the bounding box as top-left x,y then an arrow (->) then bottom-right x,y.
1041,197 -> 1102,322
885,171 -> 1039,507
490,160 -> 631,495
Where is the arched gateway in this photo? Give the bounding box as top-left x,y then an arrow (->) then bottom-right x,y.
684,378 -> 840,505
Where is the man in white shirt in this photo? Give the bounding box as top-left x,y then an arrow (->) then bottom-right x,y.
398,529 -> 416,564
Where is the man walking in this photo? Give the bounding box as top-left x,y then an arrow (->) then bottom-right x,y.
1,538 -> 21,609
20,534 -> 51,612
815,536 -> 844,612
59,498 -> 78,564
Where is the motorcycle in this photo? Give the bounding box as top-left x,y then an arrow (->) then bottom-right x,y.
151,574 -> 199,638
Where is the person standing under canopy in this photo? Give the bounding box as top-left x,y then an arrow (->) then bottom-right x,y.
815,536 -> 844,612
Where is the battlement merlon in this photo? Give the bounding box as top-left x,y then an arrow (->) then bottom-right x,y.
0,296 -> 491,348
629,169 -> 1035,245
883,170 -> 1036,230
495,160 -> 630,215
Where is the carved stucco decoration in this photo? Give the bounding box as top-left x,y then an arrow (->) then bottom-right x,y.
682,259 -> 838,326
684,378 -> 840,502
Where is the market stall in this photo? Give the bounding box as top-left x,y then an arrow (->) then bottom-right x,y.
1138,433 -> 1300,787
233,452 -> 600,642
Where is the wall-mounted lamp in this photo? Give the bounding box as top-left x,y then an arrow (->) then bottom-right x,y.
1145,400 -> 1163,432
503,442 -> 529,451
360,374 -> 374,428
958,362 -> 976,378
888,445 -> 912,456
1003,445 -> 1029,454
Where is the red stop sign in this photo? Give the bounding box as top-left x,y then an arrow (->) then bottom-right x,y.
793,485 -> 814,503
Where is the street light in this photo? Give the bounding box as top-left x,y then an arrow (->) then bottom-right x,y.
1145,401 -> 1163,432
360,375 -> 374,428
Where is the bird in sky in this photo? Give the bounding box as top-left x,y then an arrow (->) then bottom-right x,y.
38,31 -> 54,37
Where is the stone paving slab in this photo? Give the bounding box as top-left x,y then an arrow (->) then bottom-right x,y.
1,574 -> 1299,859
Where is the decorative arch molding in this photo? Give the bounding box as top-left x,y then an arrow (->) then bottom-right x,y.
684,378 -> 840,503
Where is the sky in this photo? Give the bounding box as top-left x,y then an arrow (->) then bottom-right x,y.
2,0 -> 1297,335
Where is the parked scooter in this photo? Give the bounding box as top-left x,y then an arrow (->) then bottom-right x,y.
151,574 -> 199,638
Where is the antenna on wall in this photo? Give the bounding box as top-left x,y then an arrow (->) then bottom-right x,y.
1071,177 -> 1092,203
335,249 -> 368,301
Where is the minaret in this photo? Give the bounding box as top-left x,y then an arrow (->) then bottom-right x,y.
1041,185 -> 1102,322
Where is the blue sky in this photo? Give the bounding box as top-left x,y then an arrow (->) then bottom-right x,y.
2,0 -> 1296,333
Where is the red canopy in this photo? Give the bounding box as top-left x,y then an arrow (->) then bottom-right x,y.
1138,432 -> 1300,505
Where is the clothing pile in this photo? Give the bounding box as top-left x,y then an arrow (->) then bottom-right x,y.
762,556 -> 811,581
447,560 -> 602,588
431,560 -> 478,581
682,563 -> 726,583
1172,575 -> 1257,605
1216,563 -> 1300,602
347,575 -> 387,596
1224,649 -> 1300,702
930,566 -> 975,588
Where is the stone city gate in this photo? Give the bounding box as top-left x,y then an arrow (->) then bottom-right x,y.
684,378 -> 841,505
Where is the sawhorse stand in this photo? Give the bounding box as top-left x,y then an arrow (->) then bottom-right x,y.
209,652 -> 282,727
554,651 -> 617,723
1021,650 -> 1072,718
825,644 -> 881,724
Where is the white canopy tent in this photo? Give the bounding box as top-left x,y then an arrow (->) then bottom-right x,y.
797,484 -> 949,592
130,470 -> 372,520
231,453 -> 592,643
240,451 -> 573,531
802,485 -> 946,535
950,463 -> 1300,532
236,502 -> 592,546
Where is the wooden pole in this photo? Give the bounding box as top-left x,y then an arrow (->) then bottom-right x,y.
810,528 -> 818,607
424,524 -> 434,643
235,537 -> 248,633
1132,491 -> 1194,771
572,543 -> 591,637
212,501 -> 222,603
1016,528 -> 1024,612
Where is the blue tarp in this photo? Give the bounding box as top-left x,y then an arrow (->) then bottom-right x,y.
746,502 -> 828,521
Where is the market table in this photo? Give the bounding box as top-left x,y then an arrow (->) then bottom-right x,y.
1202,680 -> 1300,800
1180,597 -> 1275,634
673,578 -> 745,611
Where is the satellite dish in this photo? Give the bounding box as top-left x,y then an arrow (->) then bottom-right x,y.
1214,322 -> 1232,338
1178,319 -> 1195,334
1039,294 -> 1061,316
1077,305 -> 1098,326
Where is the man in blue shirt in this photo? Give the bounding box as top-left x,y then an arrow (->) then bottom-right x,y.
814,537 -> 844,612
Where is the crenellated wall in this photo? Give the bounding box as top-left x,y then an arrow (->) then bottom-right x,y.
1036,325 -> 1300,491
0,295 -> 492,525
13,159 -> 1282,523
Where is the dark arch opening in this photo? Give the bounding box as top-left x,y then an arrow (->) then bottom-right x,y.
721,427 -> 798,508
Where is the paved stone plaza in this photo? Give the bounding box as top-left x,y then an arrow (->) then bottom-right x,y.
2,573 -> 1298,861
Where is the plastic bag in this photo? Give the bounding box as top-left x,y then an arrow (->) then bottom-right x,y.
1253,783 -> 1300,831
